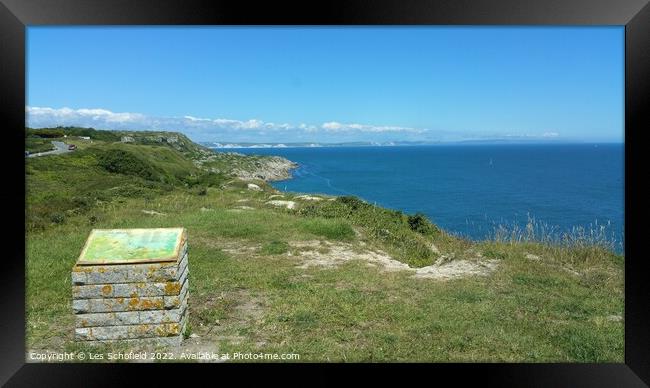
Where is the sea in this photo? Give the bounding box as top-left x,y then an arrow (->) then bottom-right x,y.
218,144 -> 624,251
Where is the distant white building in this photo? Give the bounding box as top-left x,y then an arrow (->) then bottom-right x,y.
79,136 -> 90,140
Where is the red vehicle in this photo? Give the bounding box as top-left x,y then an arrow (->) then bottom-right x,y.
68,144 -> 77,150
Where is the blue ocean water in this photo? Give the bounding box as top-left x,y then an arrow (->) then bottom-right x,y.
224,144 -> 624,249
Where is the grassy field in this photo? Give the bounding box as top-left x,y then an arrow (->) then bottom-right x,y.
25,128 -> 624,362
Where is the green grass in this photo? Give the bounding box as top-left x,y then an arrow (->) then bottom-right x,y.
299,218 -> 355,241
261,241 -> 290,255
25,137 -> 56,153
25,128 -> 624,362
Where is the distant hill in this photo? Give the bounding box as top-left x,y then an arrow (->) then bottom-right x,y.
26,126 -> 297,181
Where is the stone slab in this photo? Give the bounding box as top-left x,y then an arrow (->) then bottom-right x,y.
76,296 -> 188,327
80,335 -> 184,348
75,314 -> 188,341
73,296 -> 165,314
72,264 -> 188,299
75,310 -> 141,327
163,277 -> 189,309
72,251 -> 187,285
72,277 -> 188,314
75,318 -> 188,347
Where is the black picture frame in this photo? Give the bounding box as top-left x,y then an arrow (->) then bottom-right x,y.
2,0 -> 648,386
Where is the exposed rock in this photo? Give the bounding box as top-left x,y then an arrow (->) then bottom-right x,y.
247,183 -> 262,191
266,200 -> 296,210
233,156 -> 298,182
525,253 -> 541,261
141,209 -> 166,216
295,195 -> 323,201
430,243 -> 440,254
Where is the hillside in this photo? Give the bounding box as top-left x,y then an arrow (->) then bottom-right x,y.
25,128 -> 623,362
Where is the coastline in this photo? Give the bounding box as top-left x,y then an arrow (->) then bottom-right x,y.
227,145 -> 624,253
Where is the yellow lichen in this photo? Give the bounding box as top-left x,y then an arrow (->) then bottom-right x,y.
164,282 -> 181,295
101,284 -> 112,295
128,297 -> 140,309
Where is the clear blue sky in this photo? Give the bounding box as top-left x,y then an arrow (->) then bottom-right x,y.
27,26 -> 624,143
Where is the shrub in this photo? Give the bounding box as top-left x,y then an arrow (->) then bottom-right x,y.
336,196 -> 368,211
50,213 -> 65,224
182,172 -> 228,188
71,196 -> 92,210
31,128 -> 65,138
96,149 -> 158,181
407,213 -> 439,236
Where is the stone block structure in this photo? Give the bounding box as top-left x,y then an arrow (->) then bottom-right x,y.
72,228 -> 189,346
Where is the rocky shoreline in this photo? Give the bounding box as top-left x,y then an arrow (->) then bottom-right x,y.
233,155 -> 298,182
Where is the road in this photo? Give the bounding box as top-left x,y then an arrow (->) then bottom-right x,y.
27,141 -> 72,158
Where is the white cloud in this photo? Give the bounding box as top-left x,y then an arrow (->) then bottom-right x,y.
26,105 -> 557,143
26,106 -> 426,136
28,106 -> 145,124
321,121 -> 423,133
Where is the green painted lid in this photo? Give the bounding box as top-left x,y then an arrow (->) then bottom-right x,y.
76,228 -> 186,265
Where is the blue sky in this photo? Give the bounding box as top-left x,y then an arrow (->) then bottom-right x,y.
27,26 -> 624,143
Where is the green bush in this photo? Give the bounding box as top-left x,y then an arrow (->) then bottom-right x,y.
336,196 -> 369,211
407,212 -> 439,236
71,196 -> 93,210
182,172 -> 228,188
25,138 -> 56,153
50,213 -> 65,224
31,128 -> 65,138
96,149 -> 158,181
88,214 -> 99,225
63,127 -> 121,141
296,196 -> 440,266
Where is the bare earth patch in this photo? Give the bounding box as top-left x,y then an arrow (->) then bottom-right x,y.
413,259 -> 499,280
178,289 -> 268,361
292,241 -> 498,280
